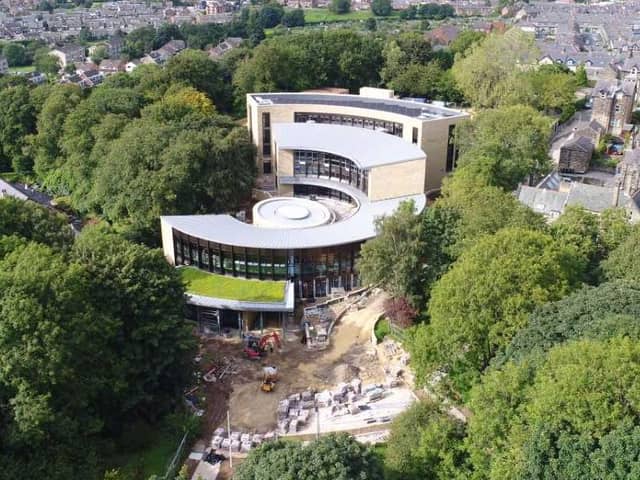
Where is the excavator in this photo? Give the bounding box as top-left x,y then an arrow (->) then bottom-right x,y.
261,365 -> 278,393
243,332 -> 282,360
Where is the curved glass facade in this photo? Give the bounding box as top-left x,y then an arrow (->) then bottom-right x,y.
293,150 -> 369,194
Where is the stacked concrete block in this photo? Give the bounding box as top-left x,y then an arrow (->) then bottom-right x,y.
230,440 -> 241,452
211,436 -> 224,449
315,390 -> 332,407
241,442 -> 252,453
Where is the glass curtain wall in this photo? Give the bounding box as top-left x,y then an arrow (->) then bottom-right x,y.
173,230 -> 361,297
294,112 -> 403,137
293,150 -> 368,194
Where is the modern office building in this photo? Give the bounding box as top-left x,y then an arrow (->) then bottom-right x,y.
160,89 -> 466,331
246,88 -> 469,193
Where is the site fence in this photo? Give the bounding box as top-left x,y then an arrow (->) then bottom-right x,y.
161,431 -> 189,480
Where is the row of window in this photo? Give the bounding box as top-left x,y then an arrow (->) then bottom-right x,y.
293,150 -> 369,194
294,112 -> 404,137
174,231 -> 361,283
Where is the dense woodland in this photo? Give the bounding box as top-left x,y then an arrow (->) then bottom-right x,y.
0,24 -> 609,480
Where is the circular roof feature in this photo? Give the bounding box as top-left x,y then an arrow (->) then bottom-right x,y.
253,197 -> 333,229
277,205 -> 310,220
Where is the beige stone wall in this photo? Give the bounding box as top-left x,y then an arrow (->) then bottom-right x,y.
276,149 -> 294,177
367,158 -> 426,201
160,218 -> 176,264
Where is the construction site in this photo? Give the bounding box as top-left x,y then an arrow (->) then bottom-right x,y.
182,290 -> 417,480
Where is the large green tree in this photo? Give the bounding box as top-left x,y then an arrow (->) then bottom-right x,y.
358,200 -> 424,304
467,338 -> 640,479
602,224 -> 640,282
0,197 -> 73,254
384,400 -> 467,480
502,281 -> 640,365
452,29 -> 538,108
0,84 -> 37,172
410,227 -> 583,387
455,105 -> 553,189
236,433 -> 383,480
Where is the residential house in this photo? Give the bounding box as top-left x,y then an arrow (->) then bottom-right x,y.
98,59 -> 125,75
49,44 -> 86,68
617,149 -> 640,196
591,78 -> 637,136
74,61 -> 99,73
24,71 -> 47,85
208,37 -> 243,60
205,0 -> 232,15
0,55 -> 8,74
518,172 -> 640,222
425,26 -> 460,47
558,135 -> 594,174
142,39 -> 186,66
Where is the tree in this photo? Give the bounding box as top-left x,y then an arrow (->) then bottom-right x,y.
2,43 -> 28,67
235,433 -> 383,480
383,297 -> 417,329
90,45 -> 108,64
0,230 -> 194,479
358,201 -> 424,304
437,173 -> 546,256
452,29 -> 538,108
384,400 -> 467,480
329,0 -> 351,14
85,92 -> 255,243
449,30 -> 485,58
0,197 -> 73,254
467,338 -> 640,479
34,48 -> 60,75
552,206 -> 630,283
259,2 -> 285,28
455,105 -> 553,189
31,84 -> 84,184
371,0 -> 392,16
165,49 -> 228,110
121,25 -> 157,59
0,84 -> 37,172
281,8 -> 305,27
575,64 -> 588,87
411,228 -> 583,387
364,17 -> 377,31
501,281 -> 640,365
602,224 -> 640,282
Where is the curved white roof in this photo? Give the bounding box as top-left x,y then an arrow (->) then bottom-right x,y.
161,178 -> 426,250
272,123 -> 426,169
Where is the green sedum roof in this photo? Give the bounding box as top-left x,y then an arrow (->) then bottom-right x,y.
180,267 -> 286,303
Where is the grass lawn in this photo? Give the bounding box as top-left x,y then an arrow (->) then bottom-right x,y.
180,267 -> 286,303
302,8 -> 374,24
8,65 -> 35,74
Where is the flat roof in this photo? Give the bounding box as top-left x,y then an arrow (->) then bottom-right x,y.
250,92 -> 468,120
162,178 -> 426,250
181,267 -> 286,302
272,123 -> 426,169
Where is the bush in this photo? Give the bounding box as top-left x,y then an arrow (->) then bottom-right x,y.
375,317 -> 391,342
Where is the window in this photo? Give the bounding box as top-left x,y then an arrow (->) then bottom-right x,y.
446,125 -> 457,172
412,127 -> 419,144
294,112 -> 403,137
263,161 -> 272,174
262,112 -> 271,156
293,150 -> 368,194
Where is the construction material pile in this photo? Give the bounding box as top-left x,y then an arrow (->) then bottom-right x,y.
210,427 -> 277,454
276,374 -> 406,434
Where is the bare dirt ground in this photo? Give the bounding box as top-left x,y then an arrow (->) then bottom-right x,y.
192,292 -> 393,479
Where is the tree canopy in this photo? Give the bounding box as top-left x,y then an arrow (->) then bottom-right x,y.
410,227 -> 584,387
384,400 -> 467,480
235,433 -> 383,480
467,338 -> 640,480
